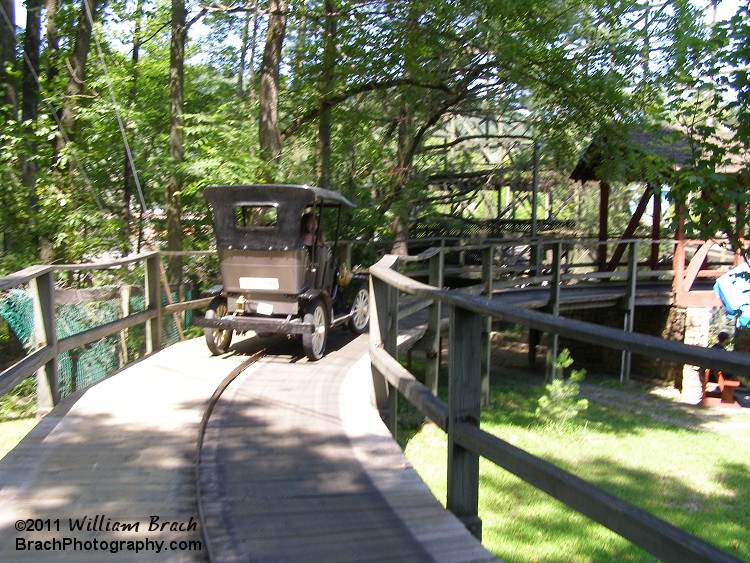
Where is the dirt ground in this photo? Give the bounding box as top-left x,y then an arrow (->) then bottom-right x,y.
487,337 -> 750,445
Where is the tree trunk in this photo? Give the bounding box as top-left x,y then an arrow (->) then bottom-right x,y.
43,0 -> 97,263
247,0 -> 259,102
44,0 -> 60,160
291,4 -> 307,91
122,0 -> 143,256
44,0 -> 59,83
0,0 -> 17,257
258,0 -> 288,180
0,0 -> 17,116
21,0 -> 42,187
20,0 -> 43,258
56,0 -> 99,158
317,0 -> 337,189
390,104 -> 413,256
166,0 -> 186,285
237,10 -> 249,97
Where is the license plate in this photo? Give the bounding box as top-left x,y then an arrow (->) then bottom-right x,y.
239,277 -> 279,290
256,302 -> 273,315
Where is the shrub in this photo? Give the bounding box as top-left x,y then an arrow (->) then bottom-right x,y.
536,348 -> 589,428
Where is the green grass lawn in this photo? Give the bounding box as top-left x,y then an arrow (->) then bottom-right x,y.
402,379 -> 750,562
0,418 -> 37,460
0,375 -> 38,460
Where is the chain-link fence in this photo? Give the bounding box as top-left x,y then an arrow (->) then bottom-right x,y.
0,287 -> 190,400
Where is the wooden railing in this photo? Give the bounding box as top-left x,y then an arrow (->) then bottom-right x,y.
673,238 -> 742,307
0,235 -> 735,415
0,238 -> 743,559
369,241 -> 747,563
0,251 -> 215,414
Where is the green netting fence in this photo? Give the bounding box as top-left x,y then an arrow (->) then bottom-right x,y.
0,288 -> 191,400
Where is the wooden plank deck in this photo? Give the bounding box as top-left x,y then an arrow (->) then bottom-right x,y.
0,330 -> 495,561
0,335 -> 270,561
199,332 -> 495,562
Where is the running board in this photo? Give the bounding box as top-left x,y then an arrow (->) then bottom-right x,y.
331,311 -> 355,329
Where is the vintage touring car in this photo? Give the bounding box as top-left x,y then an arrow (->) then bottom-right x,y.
194,184 -> 369,361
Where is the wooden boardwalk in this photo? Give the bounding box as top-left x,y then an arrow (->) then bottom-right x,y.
199,332 -> 493,562
0,331 -> 494,561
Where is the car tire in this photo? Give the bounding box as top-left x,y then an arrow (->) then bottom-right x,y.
205,296 -> 232,355
349,287 -> 370,334
302,299 -> 329,361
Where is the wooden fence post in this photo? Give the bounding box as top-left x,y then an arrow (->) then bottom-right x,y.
145,254 -> 162,354
447,305 -> 482,539
547,242 -> 562,378
528,240 -> 546,367
620,241 -> 638,383
31,270 -> 58,414
369,258 -> 399,434
425,248 -> 444,395
480,245 -> 495,406
119,285 -> 131,368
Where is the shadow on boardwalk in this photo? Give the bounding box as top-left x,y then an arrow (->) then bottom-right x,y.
0,331 -> 495,562
199,330 -> 495,562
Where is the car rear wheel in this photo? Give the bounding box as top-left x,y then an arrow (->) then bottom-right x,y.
302,300 -> 329,361
349,287 -> 370,334
205,296 -> 232,355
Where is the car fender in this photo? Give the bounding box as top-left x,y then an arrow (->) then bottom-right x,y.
205,284 -> 224,296
301,289 -> 332,316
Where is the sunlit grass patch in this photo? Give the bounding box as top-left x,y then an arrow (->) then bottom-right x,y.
0,418 -> 37,460
403,379 -> 750,561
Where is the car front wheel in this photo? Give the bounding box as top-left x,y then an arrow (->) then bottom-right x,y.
349,287 -> 369,334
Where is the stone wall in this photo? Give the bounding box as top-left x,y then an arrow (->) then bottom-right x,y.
557,305 -> 688,385
679,307 -> 712,402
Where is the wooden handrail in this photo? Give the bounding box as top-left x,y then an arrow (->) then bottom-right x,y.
0,238 -> 741,559
0,236 -> 734,415
0,251 -> 218,412
369,244 -> 747,562
370,255 -> 750,378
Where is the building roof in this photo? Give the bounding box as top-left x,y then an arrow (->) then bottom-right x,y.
570,126 -> 692,184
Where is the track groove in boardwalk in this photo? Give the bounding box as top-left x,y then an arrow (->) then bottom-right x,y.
0,330 -> 494,561
198,332 -> 495,562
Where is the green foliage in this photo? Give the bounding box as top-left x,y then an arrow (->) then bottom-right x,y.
536,348 -> 589,429
666,2 -> 750,249
0,419 -> 38,460
0,377 -> 35,421
0,0 -> 737,267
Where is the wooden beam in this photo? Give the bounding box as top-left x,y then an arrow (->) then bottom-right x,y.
682,240 -> 716,294
145,254 -> 162,354
606,186 -> 652,271
425,248 -> 444,396
369,256 -> 399,427
673,207 -> 686,296
30,271 -> 59,412
369,345 -> 448,431
597,182 -> 610,271
454,422 -> 741,563
159,261 -> 185,341
651,189 -> 662,269
674,290 -> 721,308
447,305 -> 482,539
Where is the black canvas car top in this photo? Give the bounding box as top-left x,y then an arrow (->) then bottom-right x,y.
204,184 -> 355,251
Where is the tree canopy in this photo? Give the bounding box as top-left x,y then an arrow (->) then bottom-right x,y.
0,0 -> 746,273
